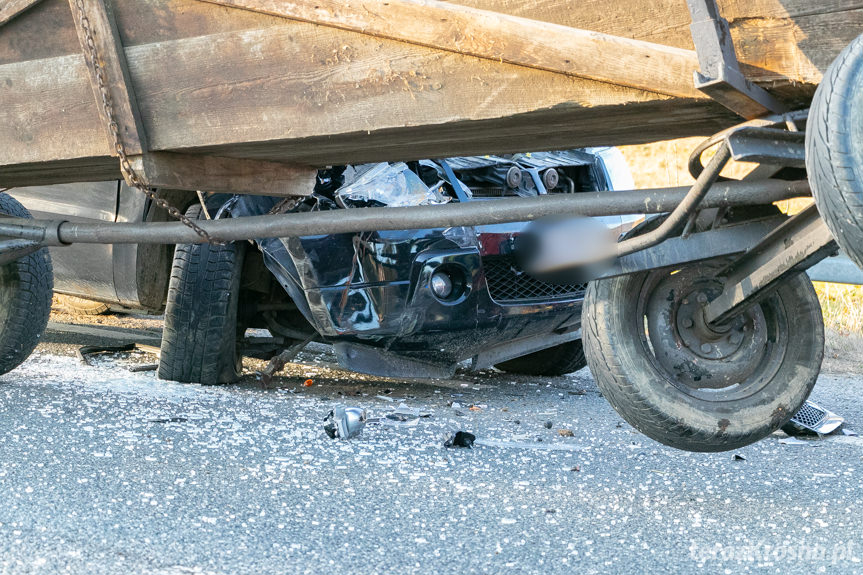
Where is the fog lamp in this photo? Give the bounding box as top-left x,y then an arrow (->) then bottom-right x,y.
430,271 -> 454,299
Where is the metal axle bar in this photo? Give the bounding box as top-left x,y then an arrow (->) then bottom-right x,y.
0,179 -> 811,246
704,204 -> 837,325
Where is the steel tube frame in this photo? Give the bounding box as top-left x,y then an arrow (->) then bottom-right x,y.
614,141 -> 731,257
0,179 -> 811,246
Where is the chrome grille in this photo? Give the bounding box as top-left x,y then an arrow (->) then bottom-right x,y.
790,402 -> 827,428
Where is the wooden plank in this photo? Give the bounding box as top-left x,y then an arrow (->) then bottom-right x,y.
0,157 -> 119,188
0,52 -> 109,168
0,0 -> 80,66
452,0 -> 863,84
4,1 -> 861,82
129,152 -> 316,196
126,25 -> 709,154
0,22 -> 736,183
4,0 -> 863,187
0,0 -> 42,26
199,0 -> 703,99
68,0 -> 146,155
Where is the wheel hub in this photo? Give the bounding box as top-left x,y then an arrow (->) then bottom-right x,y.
675,289 -> 747,360
638,263 -> 784,400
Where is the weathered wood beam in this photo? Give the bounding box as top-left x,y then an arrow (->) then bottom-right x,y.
129,152 -> 316,196
199,0 -> 704,99
68,0 -> 146,155
0,0 -> 42,27
0,21 -> 738,182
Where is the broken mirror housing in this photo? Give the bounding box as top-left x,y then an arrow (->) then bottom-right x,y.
323,406 -> 367,439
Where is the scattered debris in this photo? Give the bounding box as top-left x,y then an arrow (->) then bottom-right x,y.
384,403 -> 431,423
733,454 -> 746,461
444,431 -> 476,448
149,417 -> 188,424
135,343 -> 162,357
782,400 -> 844,436
323,407 -> 367,439
570,465 -> 581,472
303,379 -> 314,387
257,337 -> 313,388
558,429 -> 575,437
376,395 -> 395,402
76,343 -> 136,365
474,439 -> 585,452
778,436 -> 813,446
129,363 -> 158,373
544,421 -> 553,429
469,405 -> 482,412
843,428 -> 859,437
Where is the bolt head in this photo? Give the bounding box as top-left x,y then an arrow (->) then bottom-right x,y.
696,292 -> 708,304
730,332 -> 743,345
700,343 -> 713,354
681,318 -> 694,329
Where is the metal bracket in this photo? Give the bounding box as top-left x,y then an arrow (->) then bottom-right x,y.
725,127 -> 806,168
686,0 -> 785,119
704,204 -> 837,325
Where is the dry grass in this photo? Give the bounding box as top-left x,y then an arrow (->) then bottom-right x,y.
620,137 -> 863,372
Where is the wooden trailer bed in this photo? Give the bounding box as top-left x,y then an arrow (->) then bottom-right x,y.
1,0 -> 861,190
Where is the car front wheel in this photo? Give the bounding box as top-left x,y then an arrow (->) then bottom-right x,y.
158,204 -> 245,384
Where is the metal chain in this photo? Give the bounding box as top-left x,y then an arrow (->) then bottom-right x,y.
72,0 -> 219,244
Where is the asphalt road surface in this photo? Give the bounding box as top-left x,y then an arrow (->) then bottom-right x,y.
1,319 -> 862,575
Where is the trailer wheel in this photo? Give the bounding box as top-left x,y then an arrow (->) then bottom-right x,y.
158,205 -> 246,384
0,194 -> 53,376
582,261 -> 823,452
806,32 -> 863,269
495,340 -> 587,376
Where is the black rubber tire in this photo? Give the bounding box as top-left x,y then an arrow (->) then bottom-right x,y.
55,295 -> 110,316
0,194 -> 53,376
582,267 -> 823,452
806,32 -> 863,269
495,340 -> 587,376
158,205 -> 245,384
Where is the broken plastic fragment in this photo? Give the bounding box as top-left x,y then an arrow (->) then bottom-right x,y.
444,431 -> 476,448
384,403 -> 431,422
778,436 -> 813,446
323,407 -> 367,439
782,400 -> 844,436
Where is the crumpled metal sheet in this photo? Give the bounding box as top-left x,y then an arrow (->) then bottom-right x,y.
335,162 -> 450,208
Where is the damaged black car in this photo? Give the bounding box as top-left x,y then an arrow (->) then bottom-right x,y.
12,149 -> 640,383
